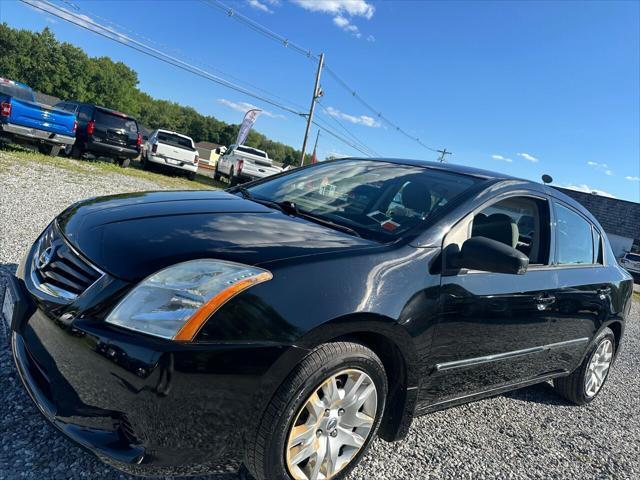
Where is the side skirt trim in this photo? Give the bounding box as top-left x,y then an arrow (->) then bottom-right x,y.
434,337 -> 589,372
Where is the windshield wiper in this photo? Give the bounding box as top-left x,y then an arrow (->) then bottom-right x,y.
233,188 -> 360,237
234,187 -> 291,214
295,209 -> 362,238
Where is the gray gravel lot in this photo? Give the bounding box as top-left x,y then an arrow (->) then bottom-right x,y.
1,153 -> 639,479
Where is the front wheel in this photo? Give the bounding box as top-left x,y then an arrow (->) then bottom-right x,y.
553,327 -> 615,405
245,342 -> 387,480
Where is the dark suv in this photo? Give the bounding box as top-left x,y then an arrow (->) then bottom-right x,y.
55,102 -> 141,167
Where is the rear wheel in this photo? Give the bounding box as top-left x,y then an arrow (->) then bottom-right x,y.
117,157 -> 130,168
38,144 -> 61,156
553,327 -> 615,405
70,144 -> 84,159
229,167 -> 240,187
245,342 -> 387,480
187,171 -> 196,181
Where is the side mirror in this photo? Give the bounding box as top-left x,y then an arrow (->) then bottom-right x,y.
454,236 -> 529,275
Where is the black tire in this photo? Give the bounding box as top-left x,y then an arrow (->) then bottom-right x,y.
38,144 -> 61,156
553,327 -> 615,405
70,144 -> 84,160
245,341 -> 387,480
187,171 -> 196,181
118,157 -> 130,168
229,167 -> 240,187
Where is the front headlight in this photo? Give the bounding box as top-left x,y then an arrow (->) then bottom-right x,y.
105,260 -> 272,341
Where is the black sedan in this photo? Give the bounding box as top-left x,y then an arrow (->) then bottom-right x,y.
3,158 -> 633,480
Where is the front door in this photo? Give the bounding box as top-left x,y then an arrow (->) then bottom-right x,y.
422,194 -> 557,405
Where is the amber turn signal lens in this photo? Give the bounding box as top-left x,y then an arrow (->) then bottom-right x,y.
173,271 -> 273,341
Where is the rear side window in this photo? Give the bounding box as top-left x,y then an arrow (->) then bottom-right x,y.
157,131 -> 194,150
78,105 -> 92,122
0,83 -> 35,102
554,202 -> 594,265
95,110 -> 138,136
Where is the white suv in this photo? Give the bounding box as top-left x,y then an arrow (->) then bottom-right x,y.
142,129 -> 199,180
619,252 -> 640,278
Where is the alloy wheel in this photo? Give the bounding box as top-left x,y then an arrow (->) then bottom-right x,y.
585,338 -> 613,398
285,369 -> 378,480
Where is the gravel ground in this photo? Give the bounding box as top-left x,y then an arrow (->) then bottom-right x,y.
1,153 -> 639,480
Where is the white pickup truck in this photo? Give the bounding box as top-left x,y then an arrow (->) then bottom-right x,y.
214,144 -> 282,186
142,129 -> 199,180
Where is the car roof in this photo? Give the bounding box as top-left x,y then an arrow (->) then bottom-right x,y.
347,157 -> 518,180
66,101 -> 136,120
342,158 -> 603,226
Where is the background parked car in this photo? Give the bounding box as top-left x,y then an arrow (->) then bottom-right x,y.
619,251 -> 640,280
142,129 -> 199,180
215,143 -> 282,186
0,77 -> 76,155
55,101 -> 141,167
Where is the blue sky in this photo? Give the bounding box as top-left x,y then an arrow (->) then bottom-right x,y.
2,0 -> 639,201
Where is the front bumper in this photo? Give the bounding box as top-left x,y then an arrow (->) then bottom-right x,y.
0,122 -> 75,146
147,153 -> 198,172
5,271 -> 306,475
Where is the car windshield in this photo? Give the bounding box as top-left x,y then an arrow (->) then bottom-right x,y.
95,110 -> 138,136
157,131 -> 194,150
0,83 -> 35,103
246,159 -> 480,241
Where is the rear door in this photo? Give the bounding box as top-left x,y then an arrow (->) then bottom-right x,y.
426,193 -> 557,404
544,200 -> 612,373
93,109 -> 138,149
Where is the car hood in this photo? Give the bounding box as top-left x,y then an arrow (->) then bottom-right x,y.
56,190 -> 375,281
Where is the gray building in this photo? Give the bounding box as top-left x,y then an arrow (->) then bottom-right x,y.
554,187 -> 640,257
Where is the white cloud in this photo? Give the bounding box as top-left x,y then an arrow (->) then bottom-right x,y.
491,154 -> 512,162
625,176 -> 640,181
291,0 -> 375,19
516,152 -> 538,162
247,0 -> 274,13
561,184 -> 616,198
332,15 -> 362,37
292,0 -> 374,38
586,161 -> 614,176
325,106 -> 380,127
217,98 -> 285,119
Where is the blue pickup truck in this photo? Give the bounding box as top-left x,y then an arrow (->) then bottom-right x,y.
0,77 -> 77,155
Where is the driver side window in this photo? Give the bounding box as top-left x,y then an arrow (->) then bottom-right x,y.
470,196 -> 551,265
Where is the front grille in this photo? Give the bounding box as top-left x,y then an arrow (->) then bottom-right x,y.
31,223 -> 103,300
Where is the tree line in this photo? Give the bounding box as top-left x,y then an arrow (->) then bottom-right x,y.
0,24 -> 307,166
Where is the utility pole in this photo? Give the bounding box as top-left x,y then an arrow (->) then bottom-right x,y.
437,148 -> 452,163
300,53 -> 324,166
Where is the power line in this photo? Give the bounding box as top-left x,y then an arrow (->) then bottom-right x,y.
21,0 -> 304,117
202,0 -> 443,155
317,100 -> 380,157
21,0 -> 378,159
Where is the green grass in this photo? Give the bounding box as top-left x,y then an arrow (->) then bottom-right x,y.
0,144 -> 226,190
633,290 -> 640,303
